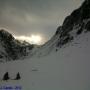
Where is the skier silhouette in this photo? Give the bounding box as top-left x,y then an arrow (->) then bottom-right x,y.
14,72 -> 21,80
2,72 -> 10,81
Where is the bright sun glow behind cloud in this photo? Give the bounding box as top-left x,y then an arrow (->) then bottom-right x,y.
15,35 -> 42,45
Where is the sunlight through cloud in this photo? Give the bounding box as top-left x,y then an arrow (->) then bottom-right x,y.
15,35 -> 42,45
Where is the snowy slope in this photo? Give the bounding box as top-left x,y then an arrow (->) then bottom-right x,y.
0,32 -> 90,90
30,34 -> 60,57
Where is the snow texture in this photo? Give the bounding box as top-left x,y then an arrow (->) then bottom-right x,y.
0,32 -> 90,90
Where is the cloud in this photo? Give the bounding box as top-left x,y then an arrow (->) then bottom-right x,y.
0,0 -> 84,42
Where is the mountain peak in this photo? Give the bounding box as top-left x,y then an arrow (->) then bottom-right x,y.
0,29 -> 14,41
0,29 -> 10,35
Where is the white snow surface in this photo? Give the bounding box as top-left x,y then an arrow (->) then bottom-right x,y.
0,32 -> 90,90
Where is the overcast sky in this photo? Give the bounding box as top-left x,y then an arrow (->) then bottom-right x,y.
0,0 -> 84,42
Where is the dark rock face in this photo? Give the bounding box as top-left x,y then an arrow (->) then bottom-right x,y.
81,0 -> 90,19
0,29 -> 14,41
85,21 -> 90,31
62,0 -> 90,31
0,29 -> 34,61
55,0 -> 90,47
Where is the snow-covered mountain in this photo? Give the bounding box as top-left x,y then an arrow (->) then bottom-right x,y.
0,0 -> 90,90
0,0 -> 90,61
31,0 -> 90,57
0,29 -> 34,62
0,31 -> 90,90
